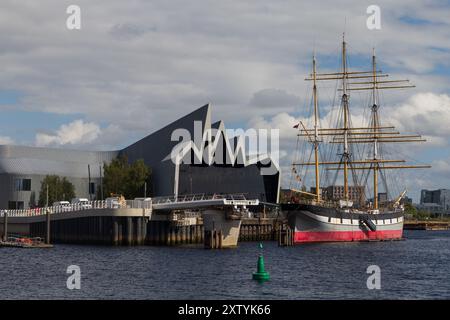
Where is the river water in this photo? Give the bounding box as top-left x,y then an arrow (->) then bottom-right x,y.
0,230 -> 449,299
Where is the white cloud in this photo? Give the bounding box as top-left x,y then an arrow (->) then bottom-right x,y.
0,1 -> 450,200
249,88 -> 300,113
382,92 -> 450,153
1,0 -> 450,134
0,136 -> 14,145
247,91 -> 449,201
388,92 -> 450,137
35,120 -> 101,147
431,159 -> 450,174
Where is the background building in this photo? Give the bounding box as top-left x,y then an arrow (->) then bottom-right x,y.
0,104 -> 280,209
0,146 -> 117,209
310,185 -> 365,203
377,192 -> 388,205
418,189 -> 450,215
403,196 -> 413,204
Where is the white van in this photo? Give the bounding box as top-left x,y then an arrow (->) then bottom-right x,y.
52,201 -> 71,211
71,198 -> 92,209
134,197 -> 152,201
134,197 -> 152,208
105,197 -> 120,208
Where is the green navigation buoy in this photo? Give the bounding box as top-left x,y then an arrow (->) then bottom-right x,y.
252,242 -> 270,281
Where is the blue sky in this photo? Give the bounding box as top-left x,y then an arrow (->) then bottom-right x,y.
1,0 -> 450,202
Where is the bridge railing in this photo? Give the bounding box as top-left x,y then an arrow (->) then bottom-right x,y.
0,193 -> 254,218
151,193 -> 249,205
0,199 -> 152,218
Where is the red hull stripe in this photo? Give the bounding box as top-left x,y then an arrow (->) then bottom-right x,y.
294,229 -> 403,243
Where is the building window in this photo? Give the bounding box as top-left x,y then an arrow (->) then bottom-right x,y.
8,201 -> 24,209
89,182 -> 95,195
14,178 -> 31,191
22,179 -> 31,191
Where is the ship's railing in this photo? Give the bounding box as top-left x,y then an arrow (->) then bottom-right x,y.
294,198 -> 405,214
295,198 -> 338,208
0,199 -> 152,218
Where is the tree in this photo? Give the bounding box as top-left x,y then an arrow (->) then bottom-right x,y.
38,175 -> 76,206
125,159 -> 150,197
29,191 -> 37,208
403,202 -> 432,220
404,202 -> 417,217
102,155 -> 151,199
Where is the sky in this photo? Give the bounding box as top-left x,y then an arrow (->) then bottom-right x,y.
1,0 -> 450,202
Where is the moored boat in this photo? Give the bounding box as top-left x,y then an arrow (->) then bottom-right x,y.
283,35 -> 430,243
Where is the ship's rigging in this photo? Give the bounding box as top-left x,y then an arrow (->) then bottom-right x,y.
291,35 -> 431,210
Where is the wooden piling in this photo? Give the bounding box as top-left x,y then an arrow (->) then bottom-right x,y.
126,217 -> 132,245
141,216 -> 146,245
166,225 -> 171,246
171,226 -> 176,245
278,224 -> 295,246
181,225 -> 186,244
113,218 -> 119,245
2,210 -> 7,242
218,230 -> 223,249
176,226 -> 181,245
196,225 -> 199,243
159,222 -> 165,245
45,208 -> 51,244
135,217 -> 142,245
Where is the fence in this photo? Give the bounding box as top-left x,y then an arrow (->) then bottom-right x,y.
1,193 -> 255,218
0,199 -> 152,218
151,193 -> 249,205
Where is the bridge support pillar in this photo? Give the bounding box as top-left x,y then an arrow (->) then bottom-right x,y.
202,209 -> 241,249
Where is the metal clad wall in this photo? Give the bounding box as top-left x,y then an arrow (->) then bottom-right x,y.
0,173 -> 101,209
0,104 -> 280,208
121,104 -> 211,197
0,146 -> 118,209
178,164 -> 268,200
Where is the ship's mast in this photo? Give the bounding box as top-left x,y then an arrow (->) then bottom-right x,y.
371,49 -> 379,209
294,38 -> 431,210
313,55 -> 321,202
341,35 -> 350,201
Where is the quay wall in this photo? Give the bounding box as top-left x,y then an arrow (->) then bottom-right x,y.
1,208 -> 281,245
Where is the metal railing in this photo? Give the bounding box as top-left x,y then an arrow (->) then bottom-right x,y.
292,198 -> 404,214
0,199 -> 152,218
152,193 -> 249,205
0,193 -> 255,218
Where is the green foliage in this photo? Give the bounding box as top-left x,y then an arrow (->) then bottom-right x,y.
404,202 -> 417,216
416,210 -> 432,220
404,202 -> 431,220
102,155 -> 151,199
38,175 -> 76,206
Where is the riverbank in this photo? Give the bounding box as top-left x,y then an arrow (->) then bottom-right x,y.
404,220 -> 450,230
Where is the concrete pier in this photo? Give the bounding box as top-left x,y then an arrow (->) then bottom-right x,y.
4,208 -> 151,246
202,209 -> 242,248
1,210 -> 283,246
0,194 -> 261,247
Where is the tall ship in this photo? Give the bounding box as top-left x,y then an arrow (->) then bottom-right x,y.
282,36 -> 430,243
